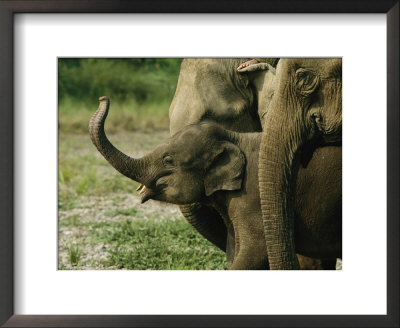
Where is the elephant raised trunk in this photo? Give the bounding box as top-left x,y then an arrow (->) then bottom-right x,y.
89,96 -> 149,185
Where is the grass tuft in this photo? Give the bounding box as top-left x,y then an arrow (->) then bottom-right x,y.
67,244 -> 82,266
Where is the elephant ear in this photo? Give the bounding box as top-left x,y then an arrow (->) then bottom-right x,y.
204,142 -> 246,196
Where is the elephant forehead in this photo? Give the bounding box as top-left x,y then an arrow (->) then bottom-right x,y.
172,128 -> 215,161
280,58 -> 341,76
175,121 -> 221,141
175,126 -> 203,140
173,128 -> 211,152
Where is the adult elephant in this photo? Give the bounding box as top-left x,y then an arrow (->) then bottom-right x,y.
257,58 -> 342,270
169,58 -> 341,269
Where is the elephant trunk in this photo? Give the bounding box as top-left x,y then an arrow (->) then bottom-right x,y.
89,97 -> 149,184
179,204 -> 227,252
259,108 -> 307,270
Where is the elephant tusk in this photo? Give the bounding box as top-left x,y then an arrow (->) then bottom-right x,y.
140,187 -> 157,204
137,184 -> 148,196
136,184 -> 145,193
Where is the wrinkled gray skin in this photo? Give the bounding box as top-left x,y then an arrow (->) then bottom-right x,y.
169,59 -> 341,269
258,58 -> 342,270
89,98 -> 341,269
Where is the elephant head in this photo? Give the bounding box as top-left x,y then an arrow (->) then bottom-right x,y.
258,58 -> 342,269
170,58 -> 280,135
169,58 -> 265,135
89,97 -> 245,205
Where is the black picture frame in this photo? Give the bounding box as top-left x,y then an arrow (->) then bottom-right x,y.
0,1 -> 398,327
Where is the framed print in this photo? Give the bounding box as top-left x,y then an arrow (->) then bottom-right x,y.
0,1 -> 398,327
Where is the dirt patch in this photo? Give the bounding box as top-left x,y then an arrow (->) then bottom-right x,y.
59,193 -> 182,224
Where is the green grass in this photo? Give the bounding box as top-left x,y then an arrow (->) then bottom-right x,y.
58,154 -> 139,202
102,218 -> 227,270
59,215 -> 227,270
58,133 -> 143,204
67,244 -> 82,266
63,214 -> 80,226
105,207 -> 140,217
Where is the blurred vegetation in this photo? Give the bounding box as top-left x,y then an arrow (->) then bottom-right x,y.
58,58 -> 182,133
67,244 -> 82,266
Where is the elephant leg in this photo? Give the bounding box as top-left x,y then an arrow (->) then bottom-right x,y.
297,254 -> 337,270
229,250 -> 269,270
228,215 -> 269,270
179,203 -> 227,252
229,239 -> 269,270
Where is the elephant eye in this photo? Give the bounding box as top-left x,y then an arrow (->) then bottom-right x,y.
162,155 -> 174,167
295,68 -> 319,96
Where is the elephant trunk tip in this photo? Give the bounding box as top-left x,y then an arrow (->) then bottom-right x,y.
99,96 -> 109,103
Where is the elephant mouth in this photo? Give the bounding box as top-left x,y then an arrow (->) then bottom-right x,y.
137,184 -> 159,203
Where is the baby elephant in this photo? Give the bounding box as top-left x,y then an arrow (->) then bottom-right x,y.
90,97 -> 342,270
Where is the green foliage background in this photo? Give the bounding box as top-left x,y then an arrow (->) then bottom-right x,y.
58,58 -> 182,132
